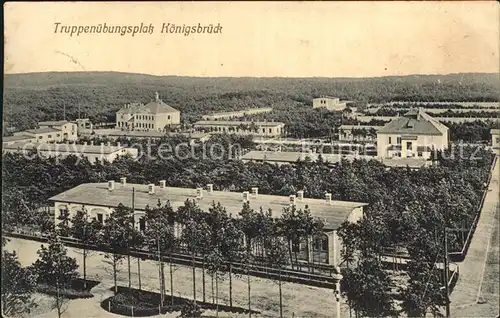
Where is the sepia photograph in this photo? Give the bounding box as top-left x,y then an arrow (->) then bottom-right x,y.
2,1 -> 499,317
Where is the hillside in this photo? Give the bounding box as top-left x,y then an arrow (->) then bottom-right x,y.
3,72 -> 499,131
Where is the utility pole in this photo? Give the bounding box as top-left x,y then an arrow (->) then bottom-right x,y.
443,227 -> 450,318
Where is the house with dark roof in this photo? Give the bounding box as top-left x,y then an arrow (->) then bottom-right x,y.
49,180 -> 368,266
116,92 -> 180,132
376,108 -> 449,159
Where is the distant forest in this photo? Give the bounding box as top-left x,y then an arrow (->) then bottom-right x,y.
3,72 -> 499,132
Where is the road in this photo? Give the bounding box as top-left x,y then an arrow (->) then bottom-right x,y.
450,156 -> 499,317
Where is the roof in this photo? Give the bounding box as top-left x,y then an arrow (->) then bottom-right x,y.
3,142 -> 129,155
93,129 -> 167,138
38,120 -> 71,126
339,125 -> 381,130
241,151 -> 374,163
377,109 -> 449,136
48,183 -> 368,231
23,127 -> 62,134
2,135 -> 35,142
117,100 -> 179,114
194,120 -> 285,127
380,158 -> 430,168
205,108 -> 273,117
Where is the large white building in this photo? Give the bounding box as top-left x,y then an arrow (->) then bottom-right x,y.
2,142 -> 138,163
376,108 -> 449,159
49,180 -> 368,266
116,93 -> 180,132
313,96 -> 349,111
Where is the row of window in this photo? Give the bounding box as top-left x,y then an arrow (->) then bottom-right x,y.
198,126 -> 281,134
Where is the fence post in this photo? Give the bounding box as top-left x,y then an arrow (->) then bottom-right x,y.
108,300 -> 111,312
131,305 -> 134,317
159,304 -> 161,315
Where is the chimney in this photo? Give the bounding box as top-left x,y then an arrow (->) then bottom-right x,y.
196,187 -> 203,199
108,180 -> 115,191
207,184 -> 213,193
289,195 -> 296,206
325,193 -> 332,204
120,177 -> 127,186
90,140 -> 94,146
148,184 -> 155,195
242,191 -> 249,202
251,187 -> 258,197
159,180 -> 166,189
297,190 -> 304,201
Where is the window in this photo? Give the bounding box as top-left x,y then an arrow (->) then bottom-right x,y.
262,128 -> 265,133
406,142 -> 412,150
269,128 -> 272,133
388,137 -> 392,144
417,152 -> 423,157
59,208 -> 69,218
168,115 -> 171,120
396,137 -> 402,144
38,136 -> 43,139
48,135 -> 52,138
292,238 -> 300,253
313,236 -> 329,252
97,213 -> 104,225
396,152 -> 401,157
57,134 -> 61,137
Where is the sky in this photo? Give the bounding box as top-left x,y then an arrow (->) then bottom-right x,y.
4,1 -> 499,78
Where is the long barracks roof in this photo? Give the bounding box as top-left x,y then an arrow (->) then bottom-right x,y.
194,120 -> 285,127
377,109 -> 449,136
3,142 -> 130,155
23,127 -> 62,134
38,120 -> 71,126
48,183 -> 368,230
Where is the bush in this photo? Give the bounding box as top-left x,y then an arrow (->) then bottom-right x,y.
179,301 -> 203,318
35,284 -> 94,299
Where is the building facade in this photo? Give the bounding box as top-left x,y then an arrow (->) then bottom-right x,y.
313,96 -> 348,111
194,120 -> 285,137
376,108 -> 449,159
116,92 -> 181,131
49,181 -> 368,266
491,129 -> 500,153
339,125 -> 380,141
38,121 -> 78,141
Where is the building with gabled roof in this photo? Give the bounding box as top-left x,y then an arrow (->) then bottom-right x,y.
376,108 -> 449,159
49,180 -> 368,266
116,92 -> 180,132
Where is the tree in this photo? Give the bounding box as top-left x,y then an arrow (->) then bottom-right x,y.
98,204 -> 131,294
31,235 -> 79,318
340,256 -> 395,317
144,200 -> 177,307
178,200 -> 211,304
1,250 -> 37,317
70,206 -> 101,289
265,234 -> 289,318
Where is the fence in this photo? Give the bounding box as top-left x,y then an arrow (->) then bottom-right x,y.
5,231 -> 340,289
449,154 -> 497,261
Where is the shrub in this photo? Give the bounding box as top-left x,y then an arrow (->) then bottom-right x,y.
35,283 -> 94,299
179,301 -> 203,318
